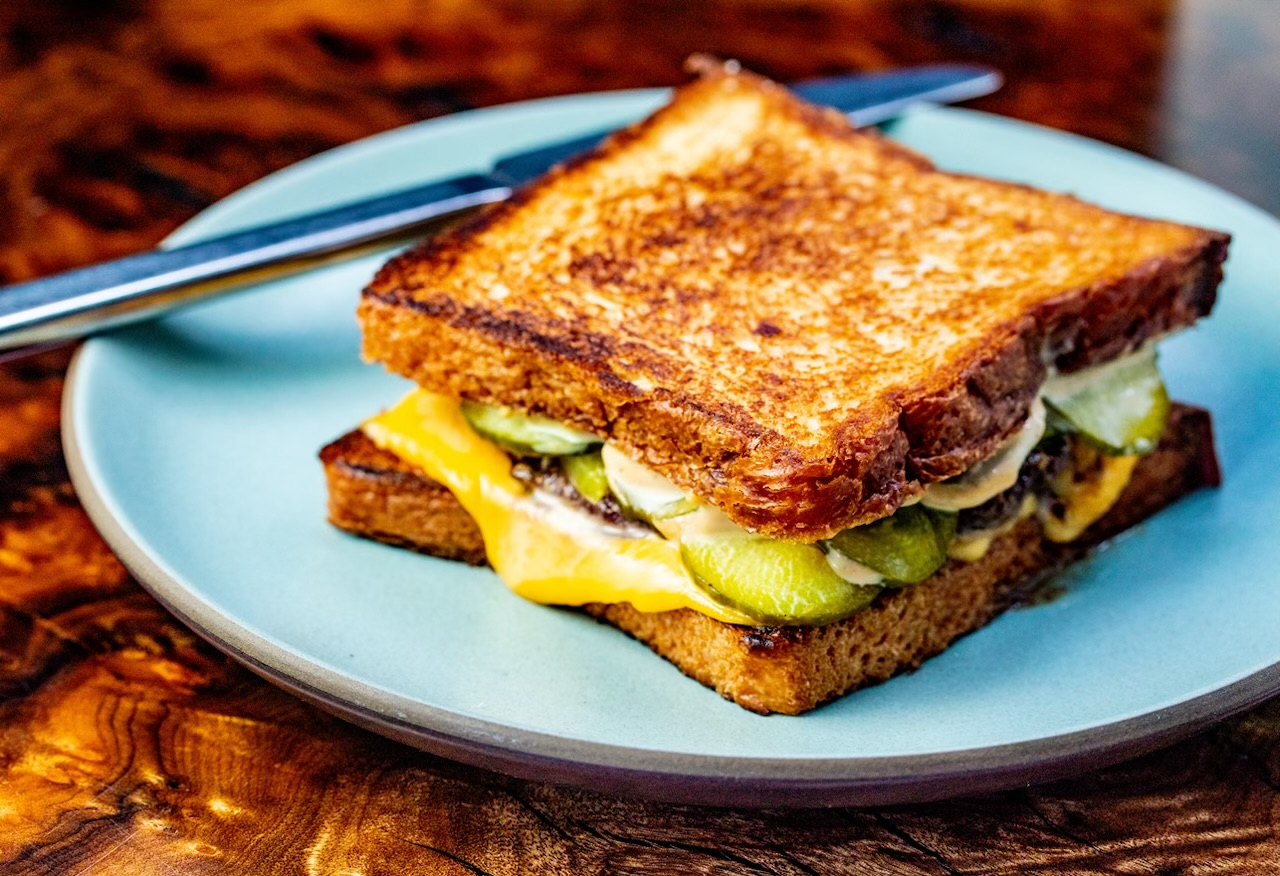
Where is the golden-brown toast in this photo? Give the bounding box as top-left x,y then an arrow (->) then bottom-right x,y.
321,405 -> 1219,715
359,63 -> 1228,540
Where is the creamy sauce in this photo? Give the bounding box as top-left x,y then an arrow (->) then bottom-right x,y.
823,549 -> 887,585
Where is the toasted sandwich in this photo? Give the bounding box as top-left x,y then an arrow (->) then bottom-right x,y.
320,63 -> 1227,715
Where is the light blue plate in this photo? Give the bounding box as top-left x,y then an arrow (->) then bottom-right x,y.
63,91 -> 1280,807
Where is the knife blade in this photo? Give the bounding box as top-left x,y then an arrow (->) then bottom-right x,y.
0,64 -> 1000,353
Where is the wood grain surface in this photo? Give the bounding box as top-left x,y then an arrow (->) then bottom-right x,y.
1,1 -> 1278,872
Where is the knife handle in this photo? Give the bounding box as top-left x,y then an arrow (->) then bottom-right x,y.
0,174 -> 511,351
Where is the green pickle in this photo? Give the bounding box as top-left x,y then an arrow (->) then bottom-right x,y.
823,505 -> 956,585
630,495 -> 699,522
679,535 -> 881,626
1041,349 -> 1169,454
563,452 -> 611,503
460,401 -> 601,456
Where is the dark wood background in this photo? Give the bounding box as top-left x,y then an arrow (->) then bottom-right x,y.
2,1 -> 1278,871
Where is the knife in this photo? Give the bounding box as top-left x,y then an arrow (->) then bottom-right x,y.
0,64 -> 1000,353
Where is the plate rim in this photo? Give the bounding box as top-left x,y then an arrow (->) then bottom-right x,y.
54,426 -> 1280,805
62,91 -> 1280,807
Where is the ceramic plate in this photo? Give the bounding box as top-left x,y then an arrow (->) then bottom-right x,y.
64,90 -> 1280,807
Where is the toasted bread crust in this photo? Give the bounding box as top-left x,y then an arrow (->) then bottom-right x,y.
321,431 -> 488,565
320,405 -> 1219,714
360,64 -> 1228,539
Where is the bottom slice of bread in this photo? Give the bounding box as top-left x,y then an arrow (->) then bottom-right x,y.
320,405 -> 1219,715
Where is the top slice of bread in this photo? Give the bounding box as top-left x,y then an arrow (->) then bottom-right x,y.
360,63 -> 1228,540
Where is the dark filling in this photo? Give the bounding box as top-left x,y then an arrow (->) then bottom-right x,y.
509,457 -> 652,535
956,435 -> 1071,535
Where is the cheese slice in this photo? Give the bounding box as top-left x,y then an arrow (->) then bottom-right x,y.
1040,452 -> 1140,543
362,390 -> 756,624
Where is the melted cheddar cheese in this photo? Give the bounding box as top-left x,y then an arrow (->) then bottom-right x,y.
1040,448 -> 1140,543
362,390 -> 755,625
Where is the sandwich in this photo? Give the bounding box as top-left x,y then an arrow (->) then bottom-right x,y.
320,62 -> 1227,715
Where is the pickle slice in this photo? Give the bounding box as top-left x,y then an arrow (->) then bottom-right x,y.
822,505 -> 956,585
563,452 -> 611,503
680,535 -> 882,626
646,496 -> 700,521
1042,349 -> 1169,454
460,401 -> 601,456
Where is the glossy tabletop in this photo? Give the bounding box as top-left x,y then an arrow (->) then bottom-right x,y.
1,1 -> 1278,872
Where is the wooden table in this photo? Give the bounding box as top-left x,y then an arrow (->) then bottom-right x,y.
2,1 -> 1278,871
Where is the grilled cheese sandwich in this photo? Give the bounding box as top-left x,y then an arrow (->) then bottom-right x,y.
322,62 -> 1227,713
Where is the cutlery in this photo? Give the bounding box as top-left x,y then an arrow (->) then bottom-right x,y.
0,64 -> 1001,353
